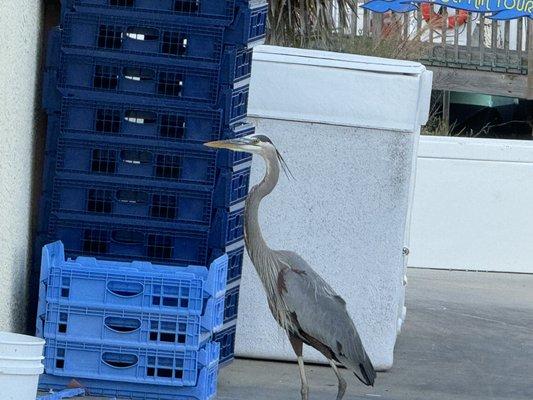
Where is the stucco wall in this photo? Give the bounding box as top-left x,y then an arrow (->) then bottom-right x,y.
0,2 -> 43,331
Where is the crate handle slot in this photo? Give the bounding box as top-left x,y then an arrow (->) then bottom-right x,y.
111,230 -> 145,244
116,189 -> 149,204
123,67 -> 155,81
125,110 -> 157,125
104,316 -> 142,333
174,0 -> 200,12
102,352 -> 138,368
126,27 -> 159,41
107,280 -> 144,297
120,149 -> 153,165
110,0 -> 134,6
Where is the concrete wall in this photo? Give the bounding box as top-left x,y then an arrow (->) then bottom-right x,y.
235,46 -> 432,370
0,2 -> 43,331
409,136 -> 533,274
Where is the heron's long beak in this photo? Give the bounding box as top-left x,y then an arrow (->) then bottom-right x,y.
204,138 -> 253,151
204,139 -> 236,150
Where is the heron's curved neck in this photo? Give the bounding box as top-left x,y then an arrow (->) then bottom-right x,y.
244,151 -> 279,262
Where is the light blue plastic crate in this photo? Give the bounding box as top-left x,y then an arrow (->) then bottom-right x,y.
37,242 -> 227,323
39,362 -> 218,399
43,339 -> 219,387
39,298 -> 224,349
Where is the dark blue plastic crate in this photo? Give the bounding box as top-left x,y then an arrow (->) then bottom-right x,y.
213,322 -> 236,366
40,363 -> 218,399
43,339 -> 219,387
39,300 -> 224,349
214,122 -> 254,168
58,97 -> 224,144
226,245 -> 244,283
39,241 -> 227,313
225,3 -> 267,46
46,52 -> 251,115
55,97 -> 252,152
43,217 -> 211,266
38,171 -> 250,263
218,84 -> 250,125
43,28 -> 63,112
46,177 -> 214,226
207,246 -> 244,284
212,164 -> 251,207
56,53 -> 219,106
41,163 -> 251,218
223,285 -> 240,324
220,45 -> 254,84
41,115 -> 62,191
61,0 -> 241,26
62,13 -> 225,66
41,180 -> 246,250
209,205 -> 244,248
43,72 -> 62,113
53,136 -> 217,186
42,201 -> 244,257
45,27 -> 62,70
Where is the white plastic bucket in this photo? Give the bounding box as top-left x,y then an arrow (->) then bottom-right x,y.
0,332 -> 45,400
0,355 -> 45,368
0,365 -> 45,400
0,332 -> 45,358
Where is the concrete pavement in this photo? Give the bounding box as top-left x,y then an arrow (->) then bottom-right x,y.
40,268 -> 533,400
218,268 -> 533,400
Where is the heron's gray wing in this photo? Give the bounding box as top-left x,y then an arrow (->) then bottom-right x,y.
277,251 -> 375,385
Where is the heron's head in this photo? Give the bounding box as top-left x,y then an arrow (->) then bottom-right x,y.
204,134 -> 293,178
204,134 -> 273,155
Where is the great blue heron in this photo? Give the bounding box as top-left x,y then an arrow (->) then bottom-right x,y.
205,135 -> 376,399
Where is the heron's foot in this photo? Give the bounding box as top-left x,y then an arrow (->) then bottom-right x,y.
295,354 -> 309,400
336,376 -> 347,400
328,359 -> 347,400
300,385 -> 309,400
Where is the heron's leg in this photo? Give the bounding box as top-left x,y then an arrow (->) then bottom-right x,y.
297,356 -> 309,400
329,360 -> 347,400
289,335 -> 309,400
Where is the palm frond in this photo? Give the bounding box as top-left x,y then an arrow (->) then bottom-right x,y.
267,3 -> 432,63
266,0 -> 358,46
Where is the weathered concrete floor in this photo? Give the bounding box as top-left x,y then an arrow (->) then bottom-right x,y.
218,268 -> 533,400
43,268 -> 533,400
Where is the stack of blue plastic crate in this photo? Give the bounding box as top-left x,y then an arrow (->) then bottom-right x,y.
36,0 -> 268,388
37,241 -> 228,399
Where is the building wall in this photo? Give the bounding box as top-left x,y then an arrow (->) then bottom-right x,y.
0,2 -> 43,331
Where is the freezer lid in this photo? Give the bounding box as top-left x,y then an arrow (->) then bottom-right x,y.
253,45 -> 427,76
249,46 -> 433,131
